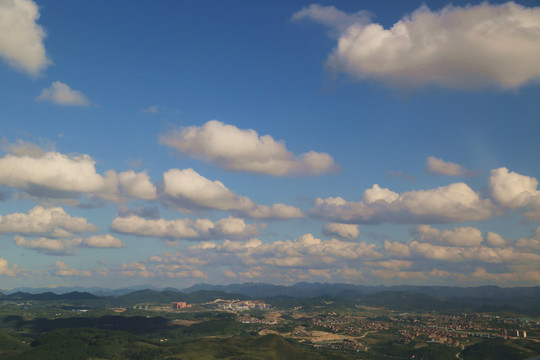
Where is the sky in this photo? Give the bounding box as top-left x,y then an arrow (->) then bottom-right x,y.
0,0 -> 539,290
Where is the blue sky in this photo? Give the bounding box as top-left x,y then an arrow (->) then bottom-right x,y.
0,0 -> 539,289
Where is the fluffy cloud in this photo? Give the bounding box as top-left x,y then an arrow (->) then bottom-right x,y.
163,168 -> 254,211
516,227 -> 540,250
310,182 -> 494,224
118,170 -> 157,200
0,151 -> 116,197
293,2 -> 540,89
409,241 -> 540,264
384,240 -> 411,257
0,139 -> 53,157
490,167 -> 540,221
191,233 -> 382,268
15,235 -> 81,255
121,261 -> 155,278
159,120 -> 337,176
322,222 -> 359,240
111,214 -> 258,240
83,234 -> 125,248
0,150 -> 158,202
414,225 -> 483,247
426,157 -> 472,177
0,206 -> 97,235
53,260 -> 91,277
36,81 -> 90,106
0,0 -> 50,74
14,233 -> 124,255
472,267 -> 540,284
248,204 -> 303,219
486,232 -> 507,248
0,258 -> 19,277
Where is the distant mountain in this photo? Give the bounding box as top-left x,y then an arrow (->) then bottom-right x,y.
182,282 -> 540,300
0,284 -> 159,296
0,291 -> 99,301
110,289 -> 249,306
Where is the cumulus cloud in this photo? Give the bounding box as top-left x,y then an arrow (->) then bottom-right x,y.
322,222 -> 359,240
121,261 -> 155,278
36,81 -> 90,106
292,4 -> 371,33
293,2 -> 540,89
310,182 -> 495,224
247,203 -> 304,219
111,214 -> 258,240
490,167 -> 540,221
14,233 -> 124,255
426,157 -> 473,177
0,150 -> 158,202
472,266 -> 540,284
15,235 -> 81,255
414,225 -> 483,247
384,240 -> 411,257
83,234 -> 125,248
0,138 -> 54,157
163,168 -> 254,211
0,258 -> 20,277
0,0 -> 50,74
159,120 -> 337,176
118,170 -> 157,200
516,227 -> 540,250
0,205 -> 97,235
53,260 -> 91,277
486,232 -> 507,248
191,233 -> 382,270
0,151 -> 116,198
409,241 -> 540,264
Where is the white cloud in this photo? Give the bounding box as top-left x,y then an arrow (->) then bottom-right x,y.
0,0 -> 50,74
83,234 -> 125,248
111,214 -> 258,240
0,205 -> 97,235
310,182 -> 495,224
365,259 -> 413,271
121,261 -> 154,278
490,167 -> 540,221
384,240 -> 411,257
322,222 -> 359,240
335,267 -> 363,279
426,157 -> 472,177
118,170 -> 157,200
159,120 -> 337,176
291,4 -> 371,33
15,233 -> 124,254
0,258 -> 19,277
0,139 -> 54,157
0,151 -> 117,197
414,225 -> 483,247
37,81 -> 90,106
293,2 -> 540,89
15,235 -> 81,255
472,267 -> 540,284
248,203 -> 304,219
223,269 -> 237,278
409,241 -> 540,264
486,232 -> 507,248
516,227 -> 540,250
195,233 -> 382,269
0,150 -> 158,202
163,168 -> 254,211
53,260 -> 91,277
